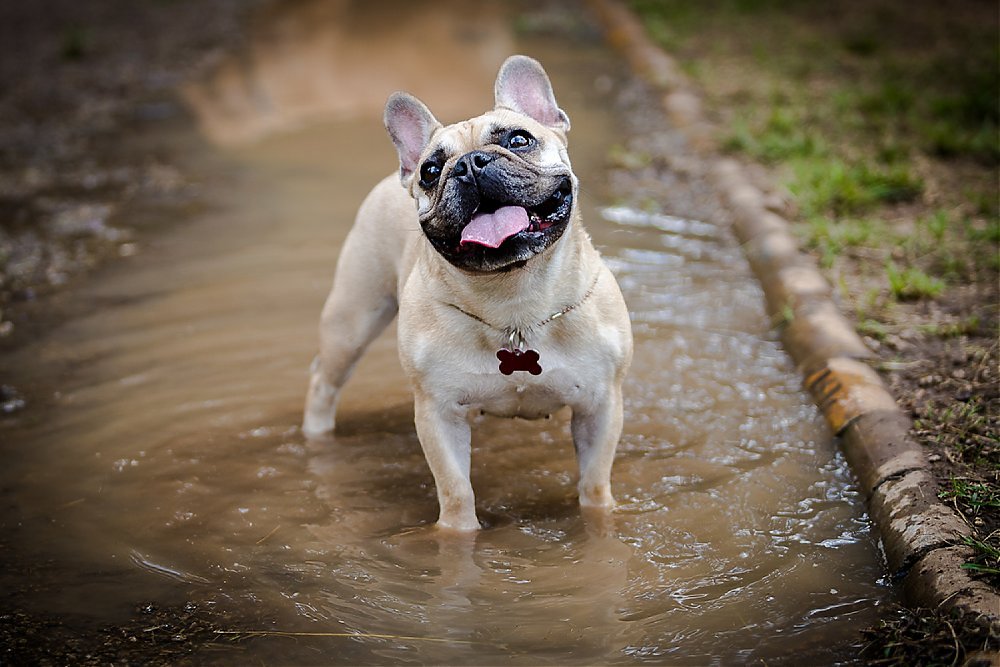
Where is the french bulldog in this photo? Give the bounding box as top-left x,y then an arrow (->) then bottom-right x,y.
303,55 -> 632,531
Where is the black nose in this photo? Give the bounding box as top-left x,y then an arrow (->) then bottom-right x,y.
452,151 -> 494,184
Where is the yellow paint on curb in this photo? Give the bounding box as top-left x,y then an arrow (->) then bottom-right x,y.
805,358 -> 899,434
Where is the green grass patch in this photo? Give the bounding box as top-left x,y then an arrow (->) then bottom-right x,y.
796,216 -> 882,267
968,216 -> 1000,244
920,210 -> 949,243
606,144 -> 653,170
919,399 -> 997,470
921,119 -> 1000,163
789,159 -> 922,218
856,318 -> 890,340
723,109 -> 827,163
919,47 -> 1000,164
630,0 -> 996,280
918,316 -> 982,338
939,477 -> 1000,517
60,26 -> 90,61
961,535 -> 1000,586
885,262 -> 945,300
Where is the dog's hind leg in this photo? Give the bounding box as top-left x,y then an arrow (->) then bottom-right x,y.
302,230 -> 398,437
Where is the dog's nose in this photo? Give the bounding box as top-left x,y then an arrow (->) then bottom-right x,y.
452,151 -> 494,184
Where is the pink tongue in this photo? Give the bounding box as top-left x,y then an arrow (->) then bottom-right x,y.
460,206 -> 530,248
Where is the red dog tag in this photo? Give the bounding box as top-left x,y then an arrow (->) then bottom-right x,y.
496,348 -> 542,375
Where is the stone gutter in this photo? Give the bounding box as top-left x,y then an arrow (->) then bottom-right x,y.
586,0 -> 999,623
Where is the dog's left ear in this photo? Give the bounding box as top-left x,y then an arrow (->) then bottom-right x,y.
494,55 -> 571,133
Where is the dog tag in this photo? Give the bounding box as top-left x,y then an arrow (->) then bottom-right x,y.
496,348 -> 542,375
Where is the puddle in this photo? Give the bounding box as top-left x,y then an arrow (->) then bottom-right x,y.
0,1 -> 893,663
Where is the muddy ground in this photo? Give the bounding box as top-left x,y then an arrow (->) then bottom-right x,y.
0,0 -> 995,664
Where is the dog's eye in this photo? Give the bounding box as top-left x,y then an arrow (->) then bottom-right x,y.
419,161 -> 441,187
506,130 -> 535,150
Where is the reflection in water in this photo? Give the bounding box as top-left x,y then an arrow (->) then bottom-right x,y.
182,0 -> 513,145
0,0 -> 893,663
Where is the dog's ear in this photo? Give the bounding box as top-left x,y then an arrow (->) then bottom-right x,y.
494,55 -> 570,132
384,92 -> 441,183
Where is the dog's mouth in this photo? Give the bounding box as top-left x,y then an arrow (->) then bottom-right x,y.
458,177 -> 573,251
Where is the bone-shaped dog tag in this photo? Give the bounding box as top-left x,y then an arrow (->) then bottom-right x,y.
496,348 -> 542,375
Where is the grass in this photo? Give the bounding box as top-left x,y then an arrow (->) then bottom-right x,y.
922,401 -> 999,586
939,478 -> 1000,518
723,109 -> 827,163
860,605 -> 999,666
60,26 -> 90,61
918,316 -> 981,339
857,318 -> 890,341
789,159 -> 923,218
606,144 -> 653,170
630,0 -> 998,315
796,216 -> 881,268
885,262 -> 945,300
917,399 -> 997,470
961,535 -> 1000,585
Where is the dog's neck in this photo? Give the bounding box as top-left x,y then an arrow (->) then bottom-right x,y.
424,220 -> 595,333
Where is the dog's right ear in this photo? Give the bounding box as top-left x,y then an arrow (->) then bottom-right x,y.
384,92 -> 441,184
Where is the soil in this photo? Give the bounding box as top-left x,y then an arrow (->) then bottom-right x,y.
1,604 -> 235,666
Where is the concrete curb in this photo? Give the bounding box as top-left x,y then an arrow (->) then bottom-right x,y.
586,0 -> 999,624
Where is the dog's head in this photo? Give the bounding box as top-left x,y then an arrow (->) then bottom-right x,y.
384,55 -> 575,273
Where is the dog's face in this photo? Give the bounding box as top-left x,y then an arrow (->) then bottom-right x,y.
385,56 -> 575,273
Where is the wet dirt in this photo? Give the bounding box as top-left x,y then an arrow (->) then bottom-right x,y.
0,1 -> 895,664
0,0 -> 253,338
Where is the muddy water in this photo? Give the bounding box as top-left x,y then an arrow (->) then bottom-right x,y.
0,1 -> 893,664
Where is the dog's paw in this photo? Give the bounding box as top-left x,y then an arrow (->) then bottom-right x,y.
435,515 -> 482,532
301,412 -> 335,439
578,483 -> 615,509
303,369 -> 338,437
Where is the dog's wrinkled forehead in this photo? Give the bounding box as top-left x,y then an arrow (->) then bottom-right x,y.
429,110 -> 570,170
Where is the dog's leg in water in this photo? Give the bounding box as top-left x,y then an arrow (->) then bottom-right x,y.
413,393 -> 480,531
303,296 -> 396,437
571,386 -> 624,509
303,237 -> 398,437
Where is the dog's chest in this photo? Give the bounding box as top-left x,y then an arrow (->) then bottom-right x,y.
451,345 -> 599,420
397,272 -> 627,420
469,373 -> 575,419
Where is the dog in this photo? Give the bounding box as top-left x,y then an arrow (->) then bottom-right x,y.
303,55 -> 632,531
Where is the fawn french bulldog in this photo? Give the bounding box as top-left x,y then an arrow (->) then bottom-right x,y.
304,55 -> 632,530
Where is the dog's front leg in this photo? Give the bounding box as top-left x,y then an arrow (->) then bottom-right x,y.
571,385 -> 624,509
413,393 -> 480,531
